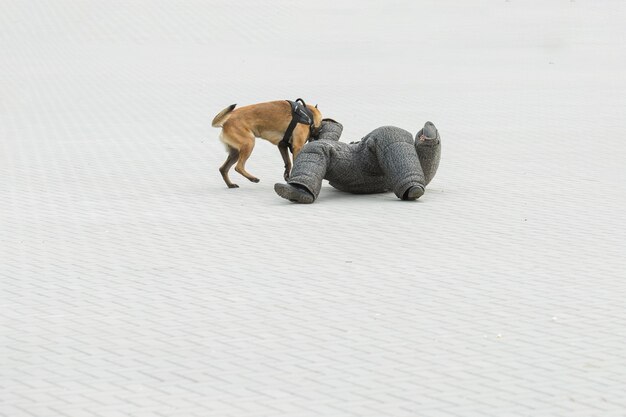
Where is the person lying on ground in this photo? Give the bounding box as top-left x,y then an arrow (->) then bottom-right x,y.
274,119 -> 441,203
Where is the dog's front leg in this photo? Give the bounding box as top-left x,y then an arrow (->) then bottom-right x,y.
278,143 -> 292,180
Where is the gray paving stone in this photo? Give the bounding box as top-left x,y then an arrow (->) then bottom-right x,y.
2,0 -> 626,416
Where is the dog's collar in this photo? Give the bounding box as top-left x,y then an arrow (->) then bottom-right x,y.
280,98 -> 315,152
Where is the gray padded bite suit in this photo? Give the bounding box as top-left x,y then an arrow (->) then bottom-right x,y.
286,120 -> 441,201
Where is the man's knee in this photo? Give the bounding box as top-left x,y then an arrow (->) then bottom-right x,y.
367,126 -> 414,150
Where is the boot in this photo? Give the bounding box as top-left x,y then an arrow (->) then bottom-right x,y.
402,185 -> 425,200
274,183 -> 315,204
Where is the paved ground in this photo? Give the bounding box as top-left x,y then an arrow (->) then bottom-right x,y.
2,1 -> 626,416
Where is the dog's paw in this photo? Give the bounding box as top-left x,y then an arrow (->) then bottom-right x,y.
228,184 -> 240,188
250,178 -> 260,183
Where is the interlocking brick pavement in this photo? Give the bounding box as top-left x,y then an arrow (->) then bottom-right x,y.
2,1 -> 626,416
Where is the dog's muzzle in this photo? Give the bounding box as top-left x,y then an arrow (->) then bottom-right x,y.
310,126 -> 321,139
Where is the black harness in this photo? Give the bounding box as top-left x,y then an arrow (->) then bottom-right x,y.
280,98 -> 315,152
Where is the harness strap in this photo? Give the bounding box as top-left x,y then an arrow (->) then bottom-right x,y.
280,98 -> 314,152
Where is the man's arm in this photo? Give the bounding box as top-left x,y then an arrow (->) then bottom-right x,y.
416,121 -> 441,186
313,119 -> 343,142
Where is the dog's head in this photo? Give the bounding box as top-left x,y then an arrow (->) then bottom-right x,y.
306,104 -> 323,138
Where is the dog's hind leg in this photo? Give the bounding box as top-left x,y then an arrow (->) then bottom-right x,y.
234,140 -> 260,183
219,146 -> 240,188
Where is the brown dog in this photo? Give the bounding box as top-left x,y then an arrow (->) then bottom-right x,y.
212,100 -> 322,188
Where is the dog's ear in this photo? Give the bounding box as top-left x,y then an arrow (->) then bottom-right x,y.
315,104 -> 318,109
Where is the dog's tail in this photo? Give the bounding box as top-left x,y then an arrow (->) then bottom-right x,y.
211,104 -> 237,127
